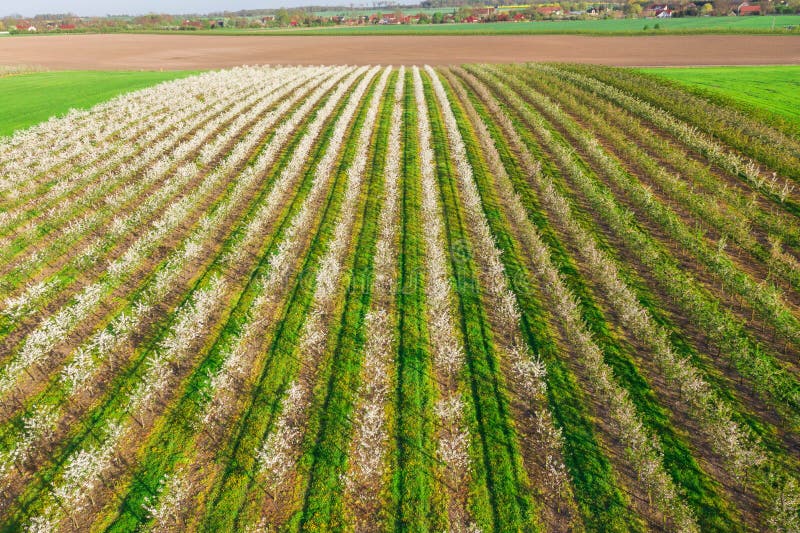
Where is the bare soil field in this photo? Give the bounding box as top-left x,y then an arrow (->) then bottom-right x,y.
0,33 -> 798,69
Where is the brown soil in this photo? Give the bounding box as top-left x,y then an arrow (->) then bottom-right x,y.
1,34 -> 799,69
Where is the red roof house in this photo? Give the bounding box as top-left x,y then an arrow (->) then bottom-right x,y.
537,5 -> 564,16
738,2 -> 761,14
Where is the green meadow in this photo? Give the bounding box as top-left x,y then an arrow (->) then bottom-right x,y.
643,65 -> 800,133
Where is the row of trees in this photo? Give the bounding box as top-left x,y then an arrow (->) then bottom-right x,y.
420,0 -> 797,14
2,0 -> 799,33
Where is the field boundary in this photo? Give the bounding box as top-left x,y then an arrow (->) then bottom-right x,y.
1,34 -> 799,69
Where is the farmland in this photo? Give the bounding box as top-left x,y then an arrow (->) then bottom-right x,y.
0,63 -> 798,532
2,34 -> 799,70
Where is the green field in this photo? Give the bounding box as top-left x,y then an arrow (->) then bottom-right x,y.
0,70 -> 197,137
644,65 -> 800,133
179,15 -> 800,35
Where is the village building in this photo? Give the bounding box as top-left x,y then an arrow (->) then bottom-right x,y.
737,2 -> 762,14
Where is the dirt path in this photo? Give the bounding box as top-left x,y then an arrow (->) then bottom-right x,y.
0,34 -> 798,69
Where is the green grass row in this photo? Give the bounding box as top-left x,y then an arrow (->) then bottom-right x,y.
387,70 -> 445,532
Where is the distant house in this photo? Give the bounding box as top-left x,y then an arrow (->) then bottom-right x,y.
642,4 -> 674,19
472,7 -> 495,18
738,2 -> 762,14
536,5 -> 564,16
513,12 -> 527,21
59,23 -> 76,30
651,4 -> 673,17
378,13 -> 402,24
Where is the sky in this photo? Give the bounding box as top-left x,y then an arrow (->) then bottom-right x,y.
3,0 -> 361,17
